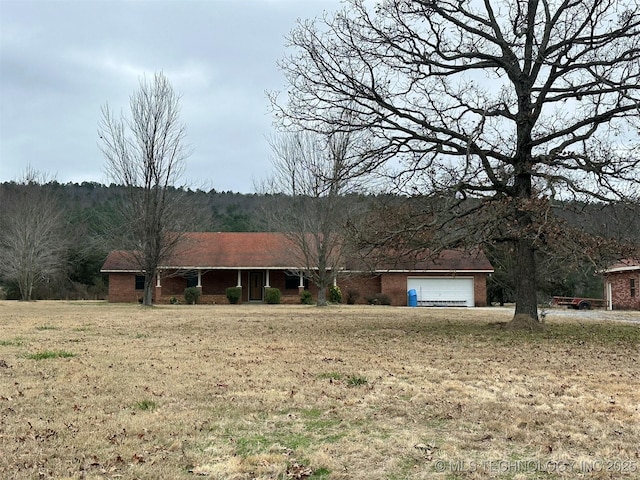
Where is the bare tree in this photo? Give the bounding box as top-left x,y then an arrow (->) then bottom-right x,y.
273,0 -> 640,327
0,169 -> 68,301
99,72 -> 190,306
259,129 -> 366,306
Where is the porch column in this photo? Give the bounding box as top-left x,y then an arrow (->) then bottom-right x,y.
265,270 -> 271,288
155,271 -> 162,301
298,272 -> 305,295
197,270 -> 202,288
236,270 -> 243,303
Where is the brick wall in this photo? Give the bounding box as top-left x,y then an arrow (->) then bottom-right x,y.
108,273 -> 143,303
108,269 -> 490,307
473,273 -> 488,307
606,270 -> 640,310
380,273 -> 408,306
339,275 -> 382,304
160,275 -> 187,297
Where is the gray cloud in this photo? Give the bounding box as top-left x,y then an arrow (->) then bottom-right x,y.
0,0 -> 341,192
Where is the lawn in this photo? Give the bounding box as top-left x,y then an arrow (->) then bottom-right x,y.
0,301 -> 639,479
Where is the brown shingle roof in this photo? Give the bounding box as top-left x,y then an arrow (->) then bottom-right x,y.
101,232 -> 303,271
346,247 -> 493,272
101,250 -> 139,272
100,232 -> 493,272
166,232 -> 305,269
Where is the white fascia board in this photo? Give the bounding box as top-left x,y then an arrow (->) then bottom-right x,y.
603,266 -> 640,274
107,267 -> 494,274
158,266 -> 304,270
353,269 -> 495,274
100,269 -> 142,273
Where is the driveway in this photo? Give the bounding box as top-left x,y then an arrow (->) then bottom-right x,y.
475,306 -> 640,324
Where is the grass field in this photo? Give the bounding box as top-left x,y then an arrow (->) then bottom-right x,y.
1,301 -> 639,479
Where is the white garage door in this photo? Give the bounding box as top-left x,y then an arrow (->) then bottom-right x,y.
407,277 -> 475,307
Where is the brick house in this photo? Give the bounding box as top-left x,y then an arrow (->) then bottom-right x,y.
100,232 -> 493,306
603,259 -> 640,310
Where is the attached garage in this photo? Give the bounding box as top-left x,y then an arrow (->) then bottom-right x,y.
407,277 -> 475,307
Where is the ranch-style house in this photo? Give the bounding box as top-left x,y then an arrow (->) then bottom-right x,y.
100,232 -> 494,306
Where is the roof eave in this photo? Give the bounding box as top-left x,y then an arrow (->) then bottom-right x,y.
100,269 -> 142,273
604,266 -> 640,274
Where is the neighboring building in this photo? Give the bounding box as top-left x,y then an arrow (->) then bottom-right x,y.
100,232 -> 493,306
603,259 -> 640,310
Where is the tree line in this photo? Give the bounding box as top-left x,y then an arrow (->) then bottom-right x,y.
0,177 -> 636,302
0,178 -> 264,301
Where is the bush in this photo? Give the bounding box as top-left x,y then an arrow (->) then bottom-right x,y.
184,287 -> 201,305
226,287 -> 242,304
346,289 -> 360,305
365,293 -> 391,305
264,287 -> 281,304
329,285 -> 342,304
169,296 -> 179,305
300,290 -> 313,305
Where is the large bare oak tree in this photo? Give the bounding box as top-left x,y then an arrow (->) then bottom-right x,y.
273,0 -> 640,327
99,72 -> 190,306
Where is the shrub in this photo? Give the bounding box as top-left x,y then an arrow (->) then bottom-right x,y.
264,287 -> 281,304
184,287 -> 201,305
328,285 -> 342,304
169,296 -> 179,305
300,290 -> 313,305
365,293 -> 391,305
226,287 -> 242,304
346,289 -> 360,305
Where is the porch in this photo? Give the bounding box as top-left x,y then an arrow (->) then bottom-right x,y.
153,269 -> 311,304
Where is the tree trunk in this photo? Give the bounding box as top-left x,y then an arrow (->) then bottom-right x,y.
317,287 -> 328,306
143,273 -> 154,306
508,238 -> 542,330
20,275 -> 33,301
316,251 -> 329,307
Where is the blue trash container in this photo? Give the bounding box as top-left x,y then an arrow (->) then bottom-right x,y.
408,289 -> 417,307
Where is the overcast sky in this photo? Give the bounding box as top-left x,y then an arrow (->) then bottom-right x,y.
0,0 -> 342,193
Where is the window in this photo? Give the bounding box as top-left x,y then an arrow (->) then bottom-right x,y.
135,275 -> 145,290
186,272 -> 199,288
285,272 -> 308,290
631,278 -> 636,298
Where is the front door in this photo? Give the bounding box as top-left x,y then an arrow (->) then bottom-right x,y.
249,271 -> 264,301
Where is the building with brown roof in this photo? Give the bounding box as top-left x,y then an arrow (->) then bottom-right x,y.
100,232 -> 494,306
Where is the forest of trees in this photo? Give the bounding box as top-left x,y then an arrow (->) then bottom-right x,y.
0,181 -> 262,301
0,180 -> 637,303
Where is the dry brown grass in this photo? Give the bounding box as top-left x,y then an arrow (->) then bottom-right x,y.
0,301 -> 639,479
